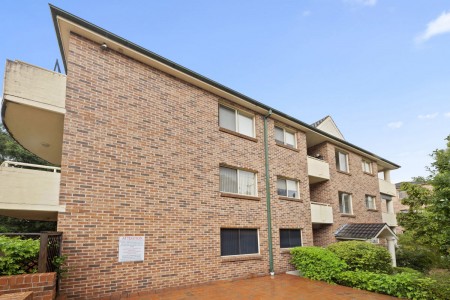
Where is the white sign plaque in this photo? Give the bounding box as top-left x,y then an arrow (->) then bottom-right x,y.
118,236 -> 145,262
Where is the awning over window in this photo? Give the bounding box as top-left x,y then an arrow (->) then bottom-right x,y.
335,223 -> 397,240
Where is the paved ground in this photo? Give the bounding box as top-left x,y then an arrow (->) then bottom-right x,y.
128,274 -> 398,300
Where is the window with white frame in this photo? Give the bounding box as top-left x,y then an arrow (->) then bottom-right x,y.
277,178 -> 299,198
365,195 -> 376,209
220,228 -> 259,256
362,160 -> 372,174
280,229 -> 302,248
335,150 -> 349,172
339,192 -> 352,214
220,166 -> 257,196
274,126 -> 296,148
219,105 -> 254,137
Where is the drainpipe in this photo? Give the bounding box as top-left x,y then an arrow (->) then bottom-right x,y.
263,109 -> 274,275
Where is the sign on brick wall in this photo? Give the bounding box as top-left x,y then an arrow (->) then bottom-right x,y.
118,236 -> 145,262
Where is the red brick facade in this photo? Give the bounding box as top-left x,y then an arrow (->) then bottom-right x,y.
308,142 -> 382,246
0,273 -> 56,300
58,33 -> 317,299
49,16 -> 397,299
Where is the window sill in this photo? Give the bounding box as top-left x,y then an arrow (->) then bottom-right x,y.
220,192 -> 260,201
280,248 -> 297,254
275,141 -> 299,152
219,127 -> 257,142
340,213 -> 356,218
278,196 -> 303,203
363,171 -> 375,176
336,170 -> 351,176
367,209 -> 378,212
221,254 -> 262,262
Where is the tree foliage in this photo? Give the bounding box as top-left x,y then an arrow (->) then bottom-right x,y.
398,135 -> 450,256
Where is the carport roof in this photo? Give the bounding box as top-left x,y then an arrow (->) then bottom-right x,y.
335,223 -> 396,240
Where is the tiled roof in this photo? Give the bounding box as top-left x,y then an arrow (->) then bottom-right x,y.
334,223 -> 388,240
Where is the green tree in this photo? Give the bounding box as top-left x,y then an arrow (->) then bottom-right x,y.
0,123 -> 49,165
398,135 -> 450,257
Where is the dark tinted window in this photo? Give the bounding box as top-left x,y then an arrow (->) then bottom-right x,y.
280,229 -> 302,248
221,229 -> 258,256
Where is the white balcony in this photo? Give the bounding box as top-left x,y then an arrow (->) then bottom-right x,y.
382,212 -> 398,227
307,156 -> 330,184
0,161 -> 65,221
379,178 -> 396,196
311,202 -> 333,224
2,60 -> 66,165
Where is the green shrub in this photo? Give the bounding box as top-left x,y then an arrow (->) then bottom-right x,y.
396,246 -> 433,273
0,236 -> 40,275
328,241 -> 392,274
428,270 -> 450,300
335,270 -> 438,300
290,246 -> 347,283
392,266 -> 422,275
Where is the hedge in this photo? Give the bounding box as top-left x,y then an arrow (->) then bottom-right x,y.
0,236 -> 40,275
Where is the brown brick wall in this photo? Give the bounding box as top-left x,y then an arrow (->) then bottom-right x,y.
0,273 -> 56,300
308,142 -> 382,246
58,32 -> 313,299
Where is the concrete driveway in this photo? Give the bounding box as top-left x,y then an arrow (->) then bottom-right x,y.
128,274 -> 398,300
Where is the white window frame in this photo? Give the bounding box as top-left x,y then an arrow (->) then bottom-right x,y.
365,195 -> 376,210
220,228 -> 260,257
219,166 -> 258,196
274,126 -> 297,148
335,150 -> 349,173
219,104 -> 255,138
339,192 -> 353,214
362,160 -> 372,174
276,177 -> 300,199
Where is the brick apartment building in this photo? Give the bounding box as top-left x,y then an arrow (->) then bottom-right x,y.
0,5 -> 400,299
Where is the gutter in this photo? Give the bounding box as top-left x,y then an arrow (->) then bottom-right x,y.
263,109 -> 274,275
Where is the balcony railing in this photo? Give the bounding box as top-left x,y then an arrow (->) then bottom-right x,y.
379,178 -> 396,196
307,156 -> 330,184
0,161 -> 64,221
311,202 -> 333,224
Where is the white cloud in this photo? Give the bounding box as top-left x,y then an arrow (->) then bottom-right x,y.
418,113 -> 438,120
302,10 -> 311,17
445,112 -> 450,118
415,11 -> 450,43
344,0 -> 377,6
388,121 -> 403,129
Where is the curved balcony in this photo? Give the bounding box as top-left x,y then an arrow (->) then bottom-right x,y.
1,60 -> 66,166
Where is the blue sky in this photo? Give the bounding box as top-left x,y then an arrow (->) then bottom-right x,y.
1,0 -> 449,183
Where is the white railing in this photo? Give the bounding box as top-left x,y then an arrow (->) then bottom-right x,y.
1,161 -> 60,173
310,202 -> 334,224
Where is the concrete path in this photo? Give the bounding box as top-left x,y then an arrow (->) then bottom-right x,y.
128,274 -> 398,300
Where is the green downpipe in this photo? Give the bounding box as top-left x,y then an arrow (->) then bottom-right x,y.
263,110 -> 274,275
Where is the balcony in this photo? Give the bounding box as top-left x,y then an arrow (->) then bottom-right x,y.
0,161 -> 65,221
1,60 -> 66,165
379,178 -> 396,196
382,212 -> 398,227
311,202 -> 333,224
307,156 -> 330,183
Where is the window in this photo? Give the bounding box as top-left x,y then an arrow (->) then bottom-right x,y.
365,195 -> 376,209
220,228 -> 259,256
280,229 -> 302,248
274,126 -> 296,148
277,178 -> 299,198
219,105 -> 254,137
362,160 -> 372,174
220,166 -> 257,196
335,150 -> 349,172
339,192 -> 352,214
